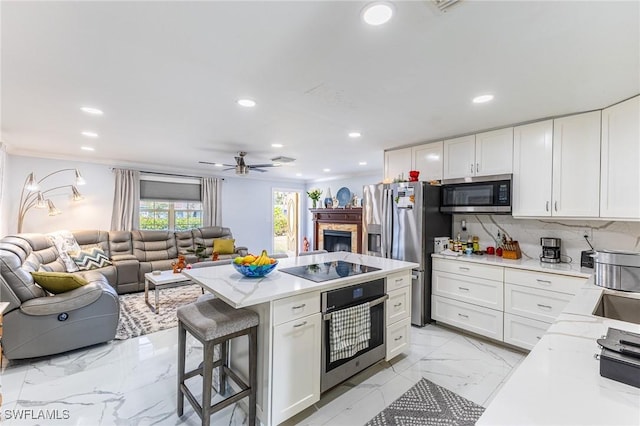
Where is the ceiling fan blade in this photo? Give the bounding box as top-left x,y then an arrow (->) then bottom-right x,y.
199,161 -> 235,167
249,163 -> 280,168
250,168 -> 268,172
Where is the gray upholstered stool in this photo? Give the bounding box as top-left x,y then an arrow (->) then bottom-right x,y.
177,298 -> 259,426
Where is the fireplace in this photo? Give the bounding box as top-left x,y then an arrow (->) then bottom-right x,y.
323,230 -> 352,252
310,207 -> 362,253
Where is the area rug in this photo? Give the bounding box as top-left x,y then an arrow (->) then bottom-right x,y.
365,378 -> 485,426
115,284 -> 204,340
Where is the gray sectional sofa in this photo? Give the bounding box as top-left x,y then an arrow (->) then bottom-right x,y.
0,226 -> 246,359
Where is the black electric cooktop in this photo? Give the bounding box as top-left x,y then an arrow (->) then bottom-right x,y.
280,261 -> 381,283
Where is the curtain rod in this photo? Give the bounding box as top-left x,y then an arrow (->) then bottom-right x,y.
110,168 -> 224,181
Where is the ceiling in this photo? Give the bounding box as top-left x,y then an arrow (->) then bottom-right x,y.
2,1 -> 639,182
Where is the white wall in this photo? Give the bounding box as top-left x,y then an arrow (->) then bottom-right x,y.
452,214 -> 640,266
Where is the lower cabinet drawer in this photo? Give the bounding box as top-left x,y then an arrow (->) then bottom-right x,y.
432,295 -> 503,341
504,283 -> 573,323
504,313 -> 551,351
387,271 -> 412,291
386,286 -> 411,324
273,291 -> 320,325
432,270 -> 503,310
385,317 -> 411,361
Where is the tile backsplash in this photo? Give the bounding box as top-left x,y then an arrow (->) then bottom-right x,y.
451,215 -> 640,265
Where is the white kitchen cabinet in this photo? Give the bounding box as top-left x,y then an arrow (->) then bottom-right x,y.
412,141 -> 443,182
552,111 -> 601,217
384,148 -> 412,182
443,129 -> 513,180
600,95 -> 640,219
432,270 -> 504,311
443,135 -> 476,179
512,120 -> 553,217
271,312 -> 321,425
504,283 -> 574,324
385,271 -> 412,361
475,127 -> 514,176
432,294 -> 504,341
503,313 -> 549,351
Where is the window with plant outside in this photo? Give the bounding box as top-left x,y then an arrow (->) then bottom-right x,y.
138,176 -> 203,231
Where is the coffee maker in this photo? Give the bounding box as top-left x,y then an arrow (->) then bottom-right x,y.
540,237 -> 561,263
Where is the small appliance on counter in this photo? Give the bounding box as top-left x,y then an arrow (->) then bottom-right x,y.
540,237 -> 561,263
592,250 -> 640,292
597,327 -> 640,389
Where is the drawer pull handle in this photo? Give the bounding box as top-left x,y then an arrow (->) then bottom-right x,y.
293,321 -> 307,328
394,335 -> 403,341
459,267 -> 470,271
458,313 -> 469,319
536,336 -> 541,340
395,278 -> 403,283
537,304 -> 552,310
536,279 -> 552,284
458,287 -> 470,291
291,304 -> 306,310
394,303 -> 403,308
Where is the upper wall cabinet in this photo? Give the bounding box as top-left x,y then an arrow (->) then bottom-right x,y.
384,147 -> 412,182
412,141 -> 443,182
552,111 -> 601,217
600,96 -> 640,219
443,128 -> 513,180
513,120 -> 553,217
513,112 -> 602,218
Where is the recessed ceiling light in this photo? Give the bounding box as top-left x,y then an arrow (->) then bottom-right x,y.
472,94 -> 494,104
323,168 -> 331,172
359,161 -> 367,166
237,99 -> 256,107
80,107 -> 103,115
348,132 -> 361,138
271,143 -> 283,148
213,163 -> 224,167
81,146 -> 95,151
296,173 -> 302,177
362,2 -> 394,26
81,131 -> 99,138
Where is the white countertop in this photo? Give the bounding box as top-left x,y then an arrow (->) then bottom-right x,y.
478,277 -> 640,425
432,252 -> 592,278
183,251 -> 418,308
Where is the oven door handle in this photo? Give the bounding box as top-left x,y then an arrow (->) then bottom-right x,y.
322,294 -> 388,321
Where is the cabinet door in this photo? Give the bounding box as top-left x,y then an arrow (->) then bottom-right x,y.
475,127 -> 513,176
601,96 -> 640,219
443,135 -> 476,179
384,148 -> 412,182
412,141 -> 443,182
513,120 -> 553,217
272,313 -> 321,425
552,111 -> 601,217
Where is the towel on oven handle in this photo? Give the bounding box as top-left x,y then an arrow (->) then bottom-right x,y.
329,302 -> 371,363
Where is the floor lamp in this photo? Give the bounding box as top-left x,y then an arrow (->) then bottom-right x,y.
17,168 -> 86,233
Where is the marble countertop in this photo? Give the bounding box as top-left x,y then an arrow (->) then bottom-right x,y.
478,277 -> 640,425
184,251 -> 418,308
432,252 -> 593,278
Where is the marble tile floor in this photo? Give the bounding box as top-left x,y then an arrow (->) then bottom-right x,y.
0,324 -> 526,426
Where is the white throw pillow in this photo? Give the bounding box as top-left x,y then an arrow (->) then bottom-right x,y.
47,230 -> 81,272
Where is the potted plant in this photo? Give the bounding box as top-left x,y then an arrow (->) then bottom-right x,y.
307,188 -> 322,209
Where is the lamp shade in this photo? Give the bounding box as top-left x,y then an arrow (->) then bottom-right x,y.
35,192 -> 47,208
26,173 -> 40,191
71,186 -> 84,201
47,200 -> 61,216
74,169 -> 86,186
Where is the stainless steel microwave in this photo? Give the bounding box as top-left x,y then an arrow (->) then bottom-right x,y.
440,174 -> 512,214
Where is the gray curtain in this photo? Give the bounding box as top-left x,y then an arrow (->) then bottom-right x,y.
110,169 -> 140,231
201,177 -> 222,226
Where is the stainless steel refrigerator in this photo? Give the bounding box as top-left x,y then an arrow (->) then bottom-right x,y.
362,182 -> 451,326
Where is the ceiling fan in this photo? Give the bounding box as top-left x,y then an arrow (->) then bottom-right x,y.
199,151 -> 280,175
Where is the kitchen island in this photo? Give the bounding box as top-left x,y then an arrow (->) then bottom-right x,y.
184,251 -> 418,426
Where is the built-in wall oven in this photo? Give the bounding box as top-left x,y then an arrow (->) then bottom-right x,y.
320,278 -> 387,393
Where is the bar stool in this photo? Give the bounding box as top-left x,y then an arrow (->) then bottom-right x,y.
177,298 -> 259,426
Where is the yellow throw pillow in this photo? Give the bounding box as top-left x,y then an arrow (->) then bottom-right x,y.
212,238 -> 235,255
30,271 -> 88,294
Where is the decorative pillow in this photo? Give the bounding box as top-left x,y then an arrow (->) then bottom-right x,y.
69,247 -> 113,271
47,230 -> 81,272
212,238 -> 235,255
30,271 -> 88,294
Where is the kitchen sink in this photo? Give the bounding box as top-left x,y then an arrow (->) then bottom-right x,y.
593,292 -> 640,325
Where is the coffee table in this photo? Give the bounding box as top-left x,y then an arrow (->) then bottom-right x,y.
144,270 -> 193,314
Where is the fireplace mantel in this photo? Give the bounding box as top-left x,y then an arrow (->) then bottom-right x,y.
310,207 -> 362,253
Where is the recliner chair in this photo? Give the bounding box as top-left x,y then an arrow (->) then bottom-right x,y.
0,235 -> 119,360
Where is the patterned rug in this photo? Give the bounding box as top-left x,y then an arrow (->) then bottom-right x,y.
115,283 -> 204,340
366,378 -> 485,426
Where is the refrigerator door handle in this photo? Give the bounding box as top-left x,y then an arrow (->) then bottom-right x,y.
381,188 -> 392,258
